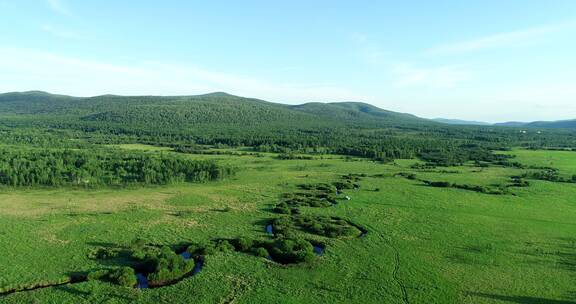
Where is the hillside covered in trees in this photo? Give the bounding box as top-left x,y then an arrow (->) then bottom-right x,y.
0,91 -> 575,164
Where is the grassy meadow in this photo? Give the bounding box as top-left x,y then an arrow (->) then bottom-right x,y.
0,147 -> 575,303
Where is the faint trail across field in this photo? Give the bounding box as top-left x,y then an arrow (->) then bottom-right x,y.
390,242 -> 409,304
359,220 -> 410,304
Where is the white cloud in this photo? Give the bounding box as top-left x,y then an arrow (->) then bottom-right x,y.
350,33 -> 388,66
351,34 -> 470,89
490,84 -> 576,119
41,25 -> 85,40
0,48 -> 369,103
393,64 -> 470,89
427,21 -> 576,54
389,83 -> 576,122
46,0 -> 72,16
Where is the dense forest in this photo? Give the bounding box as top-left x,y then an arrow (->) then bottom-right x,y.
0,148 -> 234,187
0,91 -> 575,167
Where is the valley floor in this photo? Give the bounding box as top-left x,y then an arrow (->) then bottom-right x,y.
0,147 -> 575,303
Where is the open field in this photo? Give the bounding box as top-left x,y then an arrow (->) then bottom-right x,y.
106,144 -> 174,152
501,149 -> 576,175
1,148 -> 575,303
4,2 -> 576,303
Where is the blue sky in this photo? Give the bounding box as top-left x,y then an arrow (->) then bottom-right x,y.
1,0 -> 575,122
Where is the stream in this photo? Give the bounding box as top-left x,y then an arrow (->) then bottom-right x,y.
265,224 -> 273,235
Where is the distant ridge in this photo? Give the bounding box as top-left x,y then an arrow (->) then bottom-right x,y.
0,91 -> 434,128
0,91 -> 573,129
494,121 -> 528,127
436,118 -> 576,130
495,120 -> 576,129
433,118 -> 491,126
290,101 -> 426,125
524,119 -> 576,129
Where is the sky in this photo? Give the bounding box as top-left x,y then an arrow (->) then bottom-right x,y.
1,0 -> 575,122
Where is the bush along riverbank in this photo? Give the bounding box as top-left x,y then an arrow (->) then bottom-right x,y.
1,174 -> 368,296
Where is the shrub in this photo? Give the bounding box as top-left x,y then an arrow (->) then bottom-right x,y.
267,238 -> 315,264
510,176 -> 529,187
215,240 -> 235,252
411,163 -> 436,169
234,237 -> 254,252
453,184 -> 486,192
87,267 -> 137,287
271,217 -> 295,237
297,183 -> 335,192
426,181 -> 452,187
146,246 -> 194,286
332,181 -> 354,190
277,153 -> 313,160
342,174 -> 364,181
291,215 -> 361,238
112,267 -> 138,287
90,247 -> 120,259
186,241 -> 216,256
395,172 -> 417,180
131,247 -> 149,260
253,247 -> 269,258
527,169 -> 562,182
130,238 -> 147,249
87,269 -> 108,281
274,202 -> 291,214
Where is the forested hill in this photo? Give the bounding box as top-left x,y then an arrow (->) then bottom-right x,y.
0,91 -> 575,162
520,120 -> 576,129
495,120 -> 576,129
290,101 -> 425,126
0,91 -> 431,129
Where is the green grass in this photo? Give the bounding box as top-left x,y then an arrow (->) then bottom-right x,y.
502,148 -> 576,174
1,150 -> 575,303
108,143 -> 173,152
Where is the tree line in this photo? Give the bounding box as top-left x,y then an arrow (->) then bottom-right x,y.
0,148 -> 235,187
1,91 -> 576,166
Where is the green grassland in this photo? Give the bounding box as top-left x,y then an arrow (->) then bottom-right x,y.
0,148 -> 575,303
501,149 -> 576,175
106,144 -> 174,152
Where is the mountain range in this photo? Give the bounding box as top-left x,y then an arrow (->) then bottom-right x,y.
0,91 -> 573,130
0,91 -> 431,130
434,118 -> 576,129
